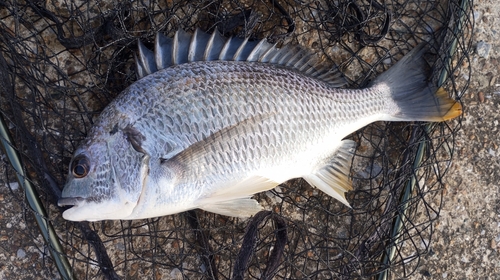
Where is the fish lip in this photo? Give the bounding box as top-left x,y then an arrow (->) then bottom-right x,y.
58,197 -> 85,207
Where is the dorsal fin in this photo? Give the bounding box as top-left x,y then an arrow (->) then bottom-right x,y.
135,29 -> 345,87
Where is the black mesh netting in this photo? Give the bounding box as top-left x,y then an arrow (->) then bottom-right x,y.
0,0 -> 472,279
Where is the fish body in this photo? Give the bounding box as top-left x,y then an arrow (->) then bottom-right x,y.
58,30 -> 461,221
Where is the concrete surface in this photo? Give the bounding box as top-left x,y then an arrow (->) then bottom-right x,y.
1,0 -> 498,279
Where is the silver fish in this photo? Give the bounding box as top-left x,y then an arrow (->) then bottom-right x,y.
58,29 -> 461,221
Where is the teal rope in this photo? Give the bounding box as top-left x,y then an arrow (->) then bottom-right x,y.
0,115 -> 73,280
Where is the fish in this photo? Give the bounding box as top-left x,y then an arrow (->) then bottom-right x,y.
58,29 -> 462,221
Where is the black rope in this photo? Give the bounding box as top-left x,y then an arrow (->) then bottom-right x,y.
77,222 -> 121,280
185,210 -> 219,280
268,0 -> 295,40
232,211 -> 287,280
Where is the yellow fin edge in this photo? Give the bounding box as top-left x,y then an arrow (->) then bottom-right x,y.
436,87 -> 462,121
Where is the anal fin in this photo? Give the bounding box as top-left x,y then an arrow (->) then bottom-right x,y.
197,176 -> 278,217
303,140 -> 356,207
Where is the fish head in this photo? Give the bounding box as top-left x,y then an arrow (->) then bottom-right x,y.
59,128 -> 149,221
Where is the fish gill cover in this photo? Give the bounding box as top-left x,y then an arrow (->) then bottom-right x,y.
0,0 -> 472,279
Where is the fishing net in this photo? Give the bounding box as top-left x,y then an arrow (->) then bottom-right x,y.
0,0 -> 472,279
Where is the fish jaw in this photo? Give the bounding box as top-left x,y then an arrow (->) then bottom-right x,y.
58,153 -> 149,221
59,196 -> 138,221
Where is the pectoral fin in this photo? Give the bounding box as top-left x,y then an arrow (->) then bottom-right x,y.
211,175 -> 279,199
303,140 -> 356,207
197,175 -> 279,217
199,198 -> 263,218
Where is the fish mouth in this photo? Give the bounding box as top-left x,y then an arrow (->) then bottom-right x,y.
58,197 -> 85,207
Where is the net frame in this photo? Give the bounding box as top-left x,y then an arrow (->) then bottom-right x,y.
0,0 -> 472,279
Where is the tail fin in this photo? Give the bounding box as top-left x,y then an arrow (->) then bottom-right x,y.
371,44 -> 462,122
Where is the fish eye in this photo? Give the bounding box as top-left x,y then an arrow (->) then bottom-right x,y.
71,155 -> 90,178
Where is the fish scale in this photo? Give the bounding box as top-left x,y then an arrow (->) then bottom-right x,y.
58,30 -> 461,221
118,61 -> 394,219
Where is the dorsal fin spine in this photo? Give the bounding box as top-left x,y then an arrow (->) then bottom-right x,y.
134,52 -> 146,79
137,40 -> 156,75
285,49 -> 303,67
297,56 -> 313,72
277,45 -> 296,64
246,39 -> 265,61
204,31 -> 216,61
172,30 -> 180,65
258,45 -> 277,63
155,32 -> 173,70
219,37 -> 234,60
233,37 -> 249,61
246,39 -> 272,62
188,29 -> 198,62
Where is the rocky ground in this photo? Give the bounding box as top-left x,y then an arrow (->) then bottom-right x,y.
1,0 -> 499,279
